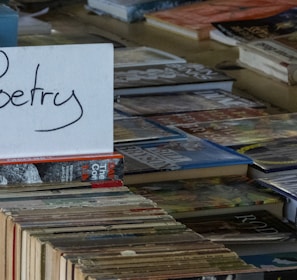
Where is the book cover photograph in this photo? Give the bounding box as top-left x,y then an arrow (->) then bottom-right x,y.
114,116 -> 186,144
130,175 -> 284,218
174,112 -> 297,147
177,210 -> 297,243
114,89 -> 265,116
212,7 -> 297,44
114,63 -> 235,96
115,136 -> 252,184
0,153 -> 124,185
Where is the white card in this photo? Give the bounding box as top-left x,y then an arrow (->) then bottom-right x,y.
0,43 -> 113,158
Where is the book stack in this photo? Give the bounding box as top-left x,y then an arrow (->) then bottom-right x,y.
0,183 -> 261,279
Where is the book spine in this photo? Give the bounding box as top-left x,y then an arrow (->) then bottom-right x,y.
0,156 -> 124,185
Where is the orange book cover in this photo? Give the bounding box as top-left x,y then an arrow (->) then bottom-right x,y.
145,0 -> 296,40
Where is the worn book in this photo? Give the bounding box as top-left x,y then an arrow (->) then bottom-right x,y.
130,175 -> 284,219
257,174 -> 297,224
238,32 -> 297,85
114,88 -> 265,116
144,0 -> 295,40
114,46 -> 186,68
115,136 -> 252,184
86,0 -> 199,22
174,112 -> 297,148
0,153 -> 124,185
212,7 -> 297,46
177,210 -> 297,243
148,107 -> 268,126
114,116 -> 186,144
114,63 -> 235,97
237,137 -> 297,179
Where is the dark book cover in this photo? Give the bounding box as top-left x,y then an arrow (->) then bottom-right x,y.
114,63 -> 235,96
212,7 -> 297,43
177,210 -> 297,243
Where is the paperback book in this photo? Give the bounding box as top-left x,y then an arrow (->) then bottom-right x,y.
177,210 -> 297,243
86,0 -> 199,22
237,137 -> 297,179
114,63 -> 235,97
237,32 -> 297,85
114,116 -> 186,144
115,135 -> 252,184
0,153 -> 124,185
144,0 -> 295,40
257,174 -> 297,224
114,46 -> 186,68
148,107 -> 268,126
114,88 -> 265,116
130,175 -> 284,219
212,7 -> 297,45
174,112 -> 297,148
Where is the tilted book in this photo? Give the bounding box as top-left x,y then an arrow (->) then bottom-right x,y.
115,136 -> 252,184
130,175 -> 284,219
174,112 -> 297,148
145,0 -> 295,40
238,32 -> 297,85
86,0 -> 199,22
0,153 -> 124,185
237,136 -> 297,179
114,63 -> 235,97
114,88 -> 265,116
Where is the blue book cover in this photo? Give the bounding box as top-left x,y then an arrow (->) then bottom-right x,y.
115,136 -> 252,184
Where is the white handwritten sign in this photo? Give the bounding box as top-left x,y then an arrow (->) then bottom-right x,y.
0,43 -> 113,158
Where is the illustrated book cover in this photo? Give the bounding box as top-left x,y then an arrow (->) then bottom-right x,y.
86,0 -> 199,22
148,107 -> 268,126
144,0 -> 295,40
114,116 -> 186,144
174,112 -> 297,148
177,210 -> 297,243
237,136 -> 297,179
114,46 -> 186,68
237,32 -> 297,85
0,153 -> 124,185
212,7 -> 297,45
114,88 -> 265,116
114,63 -> 235,97
115,135 -> 252,184
129,175 -> 284,219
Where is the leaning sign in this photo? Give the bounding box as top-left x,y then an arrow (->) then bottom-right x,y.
0,43 -> 114,158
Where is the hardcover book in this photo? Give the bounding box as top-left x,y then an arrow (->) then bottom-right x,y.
237,137 -> 297,179
130,175 -> 284,219
177,210 -> 297,243
114,88 -> 265,116
114,116 -> 186,144
86,0 -> 199,22
237,32 -> 297,85
0,153 -> 124,185
114,46 -> 186,68
144,0 -> 295,40
212,7 -> 297,45
174,112 -> 297,147
114,63 -> 235,97
115,136 -> 252,184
